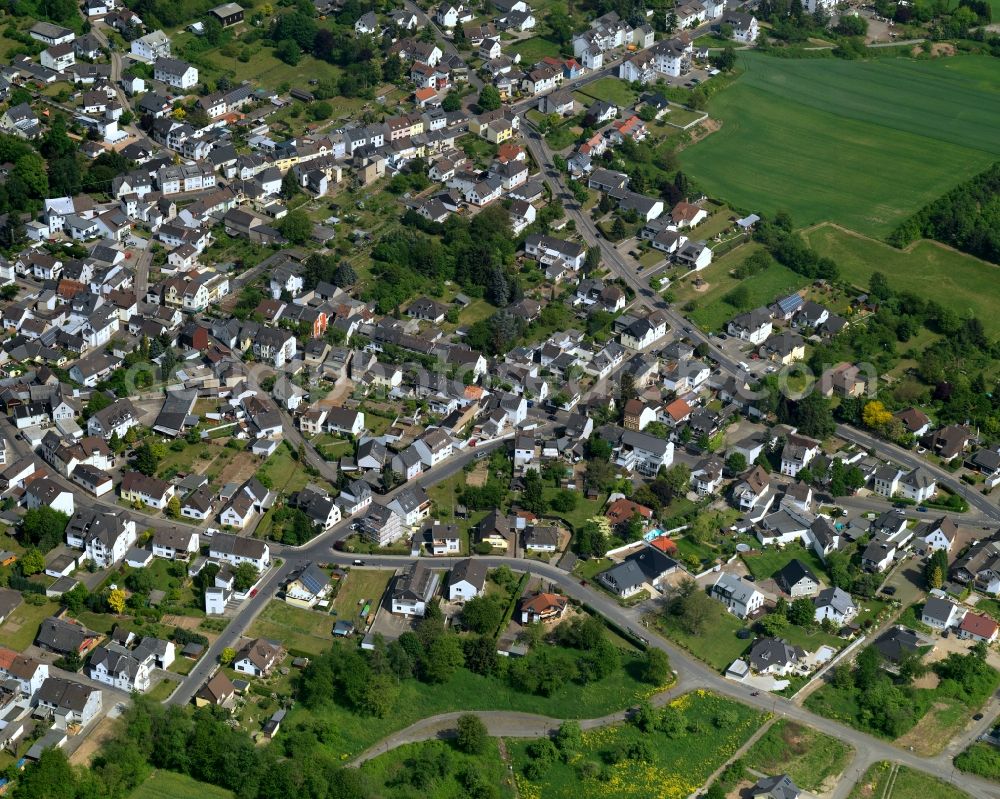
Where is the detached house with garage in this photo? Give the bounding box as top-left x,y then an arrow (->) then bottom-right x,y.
219,478 -> 274,529
813,586 -> 857,625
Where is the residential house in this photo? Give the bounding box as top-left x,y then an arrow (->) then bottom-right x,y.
35,677 -> 102,728
751,774 -> 801,799
447,558 -> 487,601
234,638 -> 283,677
774,559 -> 820,598
748,638 -> 805,676
958,612 -> 1000,644
921,596 -> 965,630
65,510 -> 137,568
727,308 -> 772,345
151,527 -> 199,560
391,562 -> 438,616
284,563 -> 332,609
899,467 -> 936,503
210,532 -> 270,571
520,592 -> 568,624
711,573 -> 764,618
358,503 -> 406,547
120,471 -> 174,510
780,434 -> 820,478
813,586 -> 857,625
36,617 -> 100,656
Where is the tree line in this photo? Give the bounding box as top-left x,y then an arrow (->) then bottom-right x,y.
889,163 -> 1000,265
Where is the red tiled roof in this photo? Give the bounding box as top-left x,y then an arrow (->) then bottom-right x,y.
606,498 -> 653,525
960,612 -> 998,639
650,537 -> 677,554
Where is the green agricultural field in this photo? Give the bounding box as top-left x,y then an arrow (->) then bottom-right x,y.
680,53 -> 1000,238
510,691 -> 764,799
744,720 -> 852,792
803,223 -> 1000,336
129,771 -> 233,799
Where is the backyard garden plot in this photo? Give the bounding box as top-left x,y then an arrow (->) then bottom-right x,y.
680,53 -> 1000,238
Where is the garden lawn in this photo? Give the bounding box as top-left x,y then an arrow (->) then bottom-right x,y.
360,739 -> 516,799
740,544 -> 829,583
129,771 -> 232,799
803,223 -> 1000,336
744,720 -> 852,792
331,569 -> 394,625
510,691 -> 764,799
673,535 -> 719,569
680,53 -> 1000,238
0,600 -> 61,651
248,600 -> 334,657
848,761 -> 971,799
576,76 -> 640,108
542,488 -> 605,531
259,445 -> 314,494
656,600 -> 749,671
288,646 -> 662,759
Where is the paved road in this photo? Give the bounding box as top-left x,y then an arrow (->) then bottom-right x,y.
166,435 -> 510,705
837,425 -> 999,523
305,554 -> 1000,797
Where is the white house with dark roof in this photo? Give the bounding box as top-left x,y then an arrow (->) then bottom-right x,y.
209,532 -> 270,571
813,587 -> 857,625
711,573 -> 764,618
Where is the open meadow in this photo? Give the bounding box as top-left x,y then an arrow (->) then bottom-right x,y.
804,223 -> 1000,335
680,53 -> 1000,238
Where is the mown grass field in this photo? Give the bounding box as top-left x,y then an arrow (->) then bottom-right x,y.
656,599 -> 750,671
576,76 -> 640,108
508,35 -> 562,63
129,771 -> 232,799
680,53 -> 1000,238
510,692 -> 764,799
803,223 -> 1000,335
